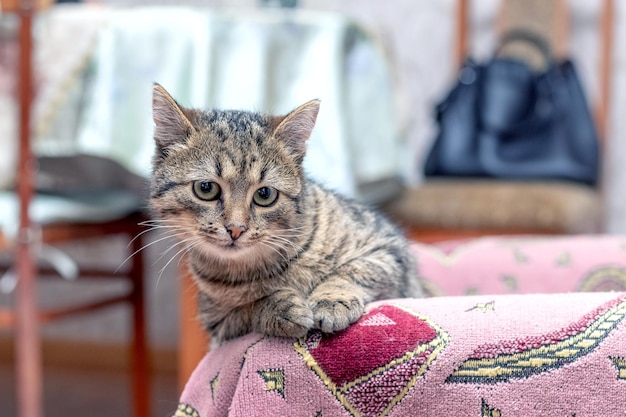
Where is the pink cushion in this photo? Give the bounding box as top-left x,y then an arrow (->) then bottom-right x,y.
412,235 -> 626,296
175,292 -> 626,416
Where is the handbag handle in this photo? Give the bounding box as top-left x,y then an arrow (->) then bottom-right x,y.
495,29 -> 555,67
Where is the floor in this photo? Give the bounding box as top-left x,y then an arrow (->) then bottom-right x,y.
0,361 -> 179,417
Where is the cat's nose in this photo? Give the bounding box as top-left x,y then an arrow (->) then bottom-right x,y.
225,224 -> 247,240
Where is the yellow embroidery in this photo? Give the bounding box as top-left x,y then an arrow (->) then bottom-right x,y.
448,298 -> 626,383
501,275 -> 518,291
210,373 -> 220,401
175,403 -> 199,417
610,357 -> 626,380
513,249 -> 529,263
555,252 -> 571,266
579,266 -> 626,292
465,287 -> 480,296
481,399 -> 502,417
258,369 -> 285,398
466,301 -> 495,312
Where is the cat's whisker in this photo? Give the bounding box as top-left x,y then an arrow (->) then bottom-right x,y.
128,224 -> 185,248
271,232 -> 309,240
272,225 -> 318,239
139,223 -> 184,230
155,237 -> 204,290
116,230 -> 189,273
270,233 -> 306,244
268,233 -> 304,247
258,240 -> 290,264
177,239 -> 203,269
277,225 -> 309,231
262,236 -> 290,249
139,218 -> 182,225
262,236 -> 300,262
267,236 -> 302,254
155,236 -> 203,285
155,233 -> 200,264
274,225 -> 312,233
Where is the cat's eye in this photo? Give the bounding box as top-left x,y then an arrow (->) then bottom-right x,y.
253,186 -> 279,207
193,181 -> 221,201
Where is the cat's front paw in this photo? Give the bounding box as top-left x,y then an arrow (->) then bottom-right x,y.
309,292 -> 365,334
257,298 -> 314,338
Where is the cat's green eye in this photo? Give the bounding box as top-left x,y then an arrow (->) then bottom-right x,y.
253,186 -> 279,207
193,181 -> 221,201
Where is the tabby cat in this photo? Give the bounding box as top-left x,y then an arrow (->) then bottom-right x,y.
149,84 -> 423,344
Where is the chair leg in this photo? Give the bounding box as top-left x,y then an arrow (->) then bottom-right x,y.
15,6 -> 43,417
130,233 -> 150,417
15,241 -> 43,417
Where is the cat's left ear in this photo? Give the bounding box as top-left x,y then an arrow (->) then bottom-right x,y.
272,99 -> 320,163
152,83 -> 196,151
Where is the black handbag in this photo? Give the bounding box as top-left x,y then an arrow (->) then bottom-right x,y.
424,30 -> 600,185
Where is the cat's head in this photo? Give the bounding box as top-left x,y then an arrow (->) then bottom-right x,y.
149,84 -> 319,263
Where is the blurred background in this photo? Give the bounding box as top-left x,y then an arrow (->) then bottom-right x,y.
0,0 -> 624,416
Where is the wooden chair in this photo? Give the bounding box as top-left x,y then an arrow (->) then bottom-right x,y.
0,2 -> 150,417
383,0 -> 615,244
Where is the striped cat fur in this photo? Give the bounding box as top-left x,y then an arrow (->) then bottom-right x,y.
149,84 -> 422,344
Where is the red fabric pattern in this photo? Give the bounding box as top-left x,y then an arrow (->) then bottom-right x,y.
308,305 -> 437,386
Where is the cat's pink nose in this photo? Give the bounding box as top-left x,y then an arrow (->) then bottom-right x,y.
226,224 -> 247,240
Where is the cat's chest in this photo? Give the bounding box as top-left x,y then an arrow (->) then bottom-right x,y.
195,277 -> 269,308
192,255 -> 332,306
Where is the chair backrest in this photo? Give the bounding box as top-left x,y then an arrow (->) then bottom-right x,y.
455,0 -> 614,141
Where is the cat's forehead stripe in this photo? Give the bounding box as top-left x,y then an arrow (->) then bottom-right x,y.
193,109 -> 282,186
198,109 -> 268,134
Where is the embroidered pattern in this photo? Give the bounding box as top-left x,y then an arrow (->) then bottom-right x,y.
210,373 -> 220,401
465,287 -> 479,296
175,403 -> 199,417
466,301 -> 495,312
578,266 -> 626,292
610,356 -> 626,380
360,312 -> 396,327
240,337 -> 265,370
258,368 -> 285,398
513,249 -> 529,263
481,399 -> 502,417
501,275 -> 518,291
447,296 -> 626,384
555,252 -> 572,267
418,240 -> 483,266
295,305 -> 449,417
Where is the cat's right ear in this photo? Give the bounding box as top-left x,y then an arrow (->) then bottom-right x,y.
152,83 -> 195,152
271,99 -> 320,164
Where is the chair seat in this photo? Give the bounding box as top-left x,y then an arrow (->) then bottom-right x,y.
0,189 -> 144,240
383,180 -> 602,235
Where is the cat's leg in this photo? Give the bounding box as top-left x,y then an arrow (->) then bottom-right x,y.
308,252 -> 410,333
307,278 -> 367,333
198,292 -> 256,343
253,289 -> 314,338
200,289 -> 314,342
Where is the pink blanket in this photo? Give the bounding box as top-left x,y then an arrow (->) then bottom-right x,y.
175,291 -> 626,416
413,235 -> 626,296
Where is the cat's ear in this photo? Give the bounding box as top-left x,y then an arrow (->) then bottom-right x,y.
152,83 -> 195,151
271,99 -> 320,163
